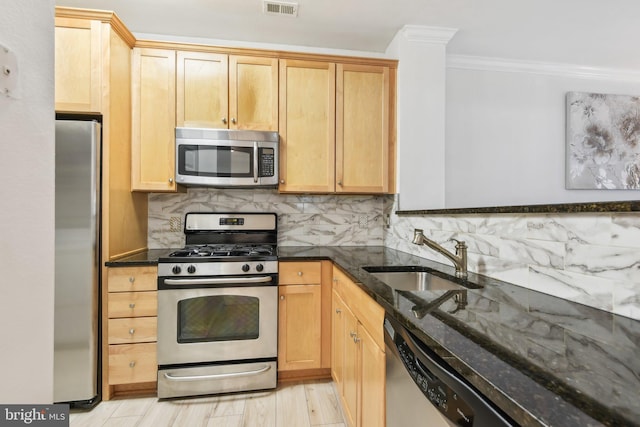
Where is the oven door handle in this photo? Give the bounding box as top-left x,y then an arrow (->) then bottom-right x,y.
163,364 -> 271,382
163,276 -> 273,286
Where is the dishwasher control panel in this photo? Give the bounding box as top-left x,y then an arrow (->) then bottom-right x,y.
397,337 -> 475,426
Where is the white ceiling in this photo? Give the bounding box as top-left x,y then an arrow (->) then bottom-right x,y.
56,0 -> 640,69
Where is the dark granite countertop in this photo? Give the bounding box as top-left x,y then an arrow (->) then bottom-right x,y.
105,248 -> 177,267
107,246 -> 639,427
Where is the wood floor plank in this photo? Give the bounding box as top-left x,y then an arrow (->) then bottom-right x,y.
173,400 -> 214,427
110,396 -> 155,418
134,400 -> 182,427
275,381 -> 311,427
206,415 -> 243,427
304,380 -> 344,425
102,416 -> 141,427
70,400 -> 121,427
242,391 -> 276,427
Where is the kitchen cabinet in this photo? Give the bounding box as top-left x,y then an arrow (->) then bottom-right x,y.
105,266 -> 158,396
279,59 -> 394,194
54,16 -> 101,112
336,64 -> 390,194
177,51 -> 278,130
332,265 -> 385,427
278,59 -> 336,192
131,47 -> 177,192
278,261 -> 332,381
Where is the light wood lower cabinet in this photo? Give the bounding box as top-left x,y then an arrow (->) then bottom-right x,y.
105,266 -> 158,398
278,261 -> 332,381
332,265 -> 385,427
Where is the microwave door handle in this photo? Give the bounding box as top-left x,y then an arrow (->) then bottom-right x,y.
253,141 -> 259,183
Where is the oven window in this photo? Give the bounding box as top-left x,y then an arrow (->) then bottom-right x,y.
179,145 -> 253,177
177,295 -> 259,343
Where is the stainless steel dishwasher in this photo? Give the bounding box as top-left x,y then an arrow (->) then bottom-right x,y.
384,315 -> 516,427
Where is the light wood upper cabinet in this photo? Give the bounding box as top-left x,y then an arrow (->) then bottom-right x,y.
131,47 -> 177,192
54,17 -> 101,112
337,64 -> 390,194
177,51 -> 228,128
176,53 -> 278,131
279,60 -> 336,193
230,56 -> 279,131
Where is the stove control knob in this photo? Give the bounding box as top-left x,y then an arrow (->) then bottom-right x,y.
187,265 -> 196,274
256,264 -> 264,272
172,265 -> 182,275
242,264 -> 251,272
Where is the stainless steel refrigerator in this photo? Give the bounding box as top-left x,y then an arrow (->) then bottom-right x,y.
54,118 -> 101,407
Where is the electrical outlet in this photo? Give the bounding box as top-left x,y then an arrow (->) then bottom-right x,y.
358,215 -> 368,229
169,216 -> 182,232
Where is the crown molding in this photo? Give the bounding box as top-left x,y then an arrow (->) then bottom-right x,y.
399,25 -> 458,45
447,54 -> 640,81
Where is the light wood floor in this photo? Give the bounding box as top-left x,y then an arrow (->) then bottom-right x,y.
70,379 -> 346,427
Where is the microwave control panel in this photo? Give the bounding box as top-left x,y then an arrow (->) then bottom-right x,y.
259,148 -> 275,177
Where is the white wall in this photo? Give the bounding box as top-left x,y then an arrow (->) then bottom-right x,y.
0,0 -> 55,403
445,57 -> 640,208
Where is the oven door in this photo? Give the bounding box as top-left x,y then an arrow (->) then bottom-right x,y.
157,282 -> 278,366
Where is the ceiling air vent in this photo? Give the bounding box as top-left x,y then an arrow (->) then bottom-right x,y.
263,1 -> 298,17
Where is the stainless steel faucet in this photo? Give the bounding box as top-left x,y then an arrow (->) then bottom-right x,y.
412,229 -> 468,278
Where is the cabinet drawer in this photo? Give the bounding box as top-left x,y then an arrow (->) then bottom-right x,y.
108,343 -> 157,385
108,317 -> 157,344
108,266 -> 157,292
279,262 -> 322,285
108,291 -> 157,318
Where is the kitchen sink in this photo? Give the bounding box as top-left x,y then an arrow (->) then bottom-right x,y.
363,267 -> 469,292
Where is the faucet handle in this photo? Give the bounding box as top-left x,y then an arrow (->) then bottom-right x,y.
449,238 -> 467,247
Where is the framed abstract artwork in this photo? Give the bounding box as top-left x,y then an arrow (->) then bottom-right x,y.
566,91 -> 640,189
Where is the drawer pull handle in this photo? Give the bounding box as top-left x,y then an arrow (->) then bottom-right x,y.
129,303 -> 135,309
163,364 -> 271,382
129,328 -> 135,335
297,271 -> 303,276
129,361 -> 136,368
129,276 -> 135,283
349,331 -> 356,338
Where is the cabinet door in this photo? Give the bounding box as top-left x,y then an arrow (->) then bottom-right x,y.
342,304 -> 359,427
176,51 -> 229,128
131,48 -> 177,191
331,290 -> 346,386
229,55 -> 278,131
358,323 -> 385,427
279,60 -> 335,192
278,284 -> 322,371
54,17 -> 101,112
336,64 -> 390,193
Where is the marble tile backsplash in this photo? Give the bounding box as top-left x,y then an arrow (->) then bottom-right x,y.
148,188 -> 385,249
148,190 -> 640,320
383,196 -> 640,321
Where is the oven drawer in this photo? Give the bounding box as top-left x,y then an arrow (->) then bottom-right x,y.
108,291 -> 158,318
108,266 -> 157,292
108,342 -> 157,385
279,261 -> 322,285
108,317 -> 157,344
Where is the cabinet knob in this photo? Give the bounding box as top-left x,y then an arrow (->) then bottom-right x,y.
129,276 -> 135,283
129,303 -> 135,309
231,118 -> 237,124
297,271 -> 303,276
338,181 -> 343,186
222,117 -> 227,124
129,361 -> 136,368
353,336 -> 361,344
169,178 -> 174,184
280,295 -> 285,300
335,308 -> 341,314
349,331 -> 356,338
129,328 -> 135,335
280,179 -> 285,184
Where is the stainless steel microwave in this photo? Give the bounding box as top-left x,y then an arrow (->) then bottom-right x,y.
175,128 -> 279,188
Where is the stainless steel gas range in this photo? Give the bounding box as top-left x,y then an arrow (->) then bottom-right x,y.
156,212 -> 278,399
